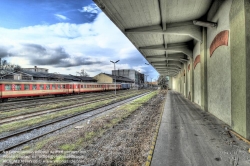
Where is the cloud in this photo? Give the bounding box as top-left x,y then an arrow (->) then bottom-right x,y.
0,46 -> 9,58
0,10 -> 149,76
78,4 -> 99,14
54,14 -> 69,21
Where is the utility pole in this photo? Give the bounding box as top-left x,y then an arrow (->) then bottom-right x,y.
110,60 -> 120,95
145,74 -> 149,88
137,70 -> 140,90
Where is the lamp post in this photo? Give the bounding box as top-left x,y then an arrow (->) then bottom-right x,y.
150,77 -> 153,88
137,70 -> 140,90
145,74 -> 149,88
110,60 -> 119,95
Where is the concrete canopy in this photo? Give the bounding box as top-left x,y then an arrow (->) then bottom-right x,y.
94,0 -> 213,76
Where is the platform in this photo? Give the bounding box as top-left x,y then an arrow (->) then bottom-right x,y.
151,91 -> 250,166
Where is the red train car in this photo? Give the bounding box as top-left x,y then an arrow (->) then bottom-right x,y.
0,80 -> 122,102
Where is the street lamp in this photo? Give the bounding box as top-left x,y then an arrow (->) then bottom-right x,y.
110,60 -> 119,95
137,70 -> 140,90
150,77 -> 153,88
145,74 -> 149,88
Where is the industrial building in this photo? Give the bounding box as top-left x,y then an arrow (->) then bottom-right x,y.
112,69 -> 144,87
93,73 -> 134,84
22,66 -> 49,73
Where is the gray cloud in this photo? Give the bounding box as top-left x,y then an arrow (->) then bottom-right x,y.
21,43 -> 105,67
23,43 -> 47,54
0,46 -> 9,58
0,43 -> 107,68
56,57 -> 104,67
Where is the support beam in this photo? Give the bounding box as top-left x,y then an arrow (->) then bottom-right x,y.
157,67 -> 181,70
125,21 -> 202,42
140,44 -> 192,57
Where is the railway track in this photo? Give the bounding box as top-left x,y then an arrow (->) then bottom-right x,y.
2,90 -> 130,103
0,91 -> 152,153
0,90 -> 137,112
0,91 -> 141,125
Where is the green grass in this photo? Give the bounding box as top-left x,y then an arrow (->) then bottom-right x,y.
53,155 -> 66,164
0,92 -> 133,119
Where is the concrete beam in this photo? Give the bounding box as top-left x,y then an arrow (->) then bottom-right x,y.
157,67 -> 181,70
139,44 -> 192,57
125,21 -> 202,42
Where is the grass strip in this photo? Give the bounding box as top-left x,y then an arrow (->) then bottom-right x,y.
0,91 -> 148,134
0,90 -> 142,119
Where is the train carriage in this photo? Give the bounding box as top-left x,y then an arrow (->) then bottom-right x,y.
0,80 -> 70,102
0,80 -> 125,102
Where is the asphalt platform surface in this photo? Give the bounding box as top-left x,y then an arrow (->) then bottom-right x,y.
151,90 -> 250,166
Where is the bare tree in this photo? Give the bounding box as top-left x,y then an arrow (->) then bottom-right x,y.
77,69 -> 89,77
0,59 -> 22,75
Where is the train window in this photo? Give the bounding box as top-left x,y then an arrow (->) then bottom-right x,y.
76,85 -> 78,89
69,85 -> 72,89
63,85 -> 66,89
46,85 -> 50,90
32,85 -> 37,90
81,85 -> 83,88
5,84 -> 11,90
57,85 -> 60,89
84,85 -> 86,88
52,84 -> 56,89
40,84 -> 44,90
15,84 -> 21,90
24,84 -> 30,90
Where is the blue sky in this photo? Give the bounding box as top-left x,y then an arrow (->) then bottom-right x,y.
0,0 -> 158,81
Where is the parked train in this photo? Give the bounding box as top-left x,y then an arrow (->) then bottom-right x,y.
0,80 -> 131,102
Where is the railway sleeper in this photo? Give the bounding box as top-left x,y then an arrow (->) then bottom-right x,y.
1,98 -> 8,102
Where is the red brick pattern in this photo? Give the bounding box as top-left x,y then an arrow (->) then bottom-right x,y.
194,55 -> 200,69
210,30 -> 229,57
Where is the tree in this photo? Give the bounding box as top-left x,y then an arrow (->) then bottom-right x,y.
157,75 -> 168,89
77,69 -> 89,77
0,59 -> 22,75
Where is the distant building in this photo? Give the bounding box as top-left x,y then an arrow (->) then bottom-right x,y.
93,73 -> 134,84
112,69 -> 144,87
0,70 -> 97,82
22,66 -> 49,73
0,71 -> 33,80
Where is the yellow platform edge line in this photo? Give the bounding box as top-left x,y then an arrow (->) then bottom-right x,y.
145,90 -> 168,166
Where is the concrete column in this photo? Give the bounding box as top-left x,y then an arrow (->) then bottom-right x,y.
168,77 -> 172,89
230,0 -> 250,139
185,63 -> 188,98
200,27 -> 208,111
190,58 -> 194,102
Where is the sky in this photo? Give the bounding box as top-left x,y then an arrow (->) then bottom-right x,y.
0,0 -> 159,81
